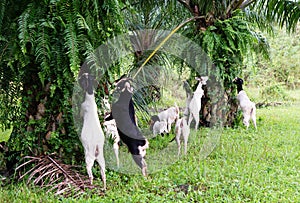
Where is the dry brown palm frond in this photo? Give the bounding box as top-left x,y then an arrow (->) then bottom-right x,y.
16,153 -> 104,197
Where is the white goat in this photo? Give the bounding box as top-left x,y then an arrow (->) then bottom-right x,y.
152,120 -> 168,136
103,119 -> 120,168
102,96 -> 111,112
233,77 -> 257,130
79,73 -> 106,189
188,76 -> 208,130
175,116 -> 190,156
102,97 -> 120,168
183,80 -> 193,116
157,104 -> 180,133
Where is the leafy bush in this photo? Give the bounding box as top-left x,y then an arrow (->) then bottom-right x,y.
245,26 -> 300,95
260,83 -> 290,102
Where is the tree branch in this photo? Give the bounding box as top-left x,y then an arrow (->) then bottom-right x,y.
133,15 -> 205,79
226,0 -> 245,16
239,0 -> 256,9
177,0 -> 194,14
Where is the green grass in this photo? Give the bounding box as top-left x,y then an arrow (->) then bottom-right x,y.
1,102 -> 299,202
1,88 -> 300,202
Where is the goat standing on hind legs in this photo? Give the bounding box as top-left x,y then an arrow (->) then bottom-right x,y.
187,76 -> 208,130
233,77 -> 257,130
105,76 -> 149,176
79,73 -> 106,189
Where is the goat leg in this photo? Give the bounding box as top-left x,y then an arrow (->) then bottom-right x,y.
132,154 -> 147,176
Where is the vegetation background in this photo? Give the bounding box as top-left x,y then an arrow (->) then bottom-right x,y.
0,0 -> 299,202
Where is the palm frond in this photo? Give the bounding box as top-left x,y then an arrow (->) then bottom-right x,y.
244,7 -> 275,34
64,17 -> 80,74
18,6 -> 32,54
76,14 -> 90,31
35,27 -> 51,86
16,154 -> 103,197
0,0 -> 7,31
253,0 -> 300,32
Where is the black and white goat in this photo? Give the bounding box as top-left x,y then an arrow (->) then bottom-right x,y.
187,76 -> 208,130
79,73 -> 106,189
175,116 -> 190,156
105,76 -> 148,176
233,77 -> 257,130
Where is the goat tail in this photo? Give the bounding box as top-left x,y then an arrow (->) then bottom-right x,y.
250,102 -> 256,117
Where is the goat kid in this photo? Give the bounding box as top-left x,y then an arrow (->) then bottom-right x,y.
103,118 -> 120,168
152,120 -> 168,136
188,76 -> 208,130
233,77 -> 257,130
183,80 -> 193,116
175,116 -> 190,156
157,104 -> 180,133
106,76 -> 148,176
79,73 -> 106,189
101,96 -> 120,169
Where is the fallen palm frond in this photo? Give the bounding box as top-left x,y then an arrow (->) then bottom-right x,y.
16,154 -> 104,197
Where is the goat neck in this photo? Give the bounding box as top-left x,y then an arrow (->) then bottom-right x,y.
236,83 -> 243,94
194,82 -> 204,95
119,88 -> 132,101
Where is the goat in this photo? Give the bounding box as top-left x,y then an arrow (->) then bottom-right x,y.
101,96 -> 120,169
103,118 -> 120,168
187,76 -> 208,130
233,77 -> 257,130
102,96 -> 111,112
106,76 -> 148,176
157,104 -> 180,133
152,120 -> 168,136
175,116 -> 190,156
79,73 -> 106,189
183,80 -> 193,116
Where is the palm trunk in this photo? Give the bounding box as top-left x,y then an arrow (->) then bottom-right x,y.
200,76 -> 239,128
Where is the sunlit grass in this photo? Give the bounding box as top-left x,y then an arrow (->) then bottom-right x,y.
1,102 -> 299,202
1,87 -> 299,202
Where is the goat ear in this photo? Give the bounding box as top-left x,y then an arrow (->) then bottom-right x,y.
195,77 -> 201,81
239,78 -> 244,84
201,76 -> 208,84
114,74 -> 128,85
78,74 -> 88,91
92,76 -> 99,89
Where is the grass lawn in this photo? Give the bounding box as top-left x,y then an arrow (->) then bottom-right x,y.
1,93 -> 299,202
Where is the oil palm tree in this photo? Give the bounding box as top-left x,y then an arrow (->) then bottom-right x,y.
123,0 -> 300,126
0,0 -> 125,165
0,0 -> 299,170
175,0 -> 300,126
